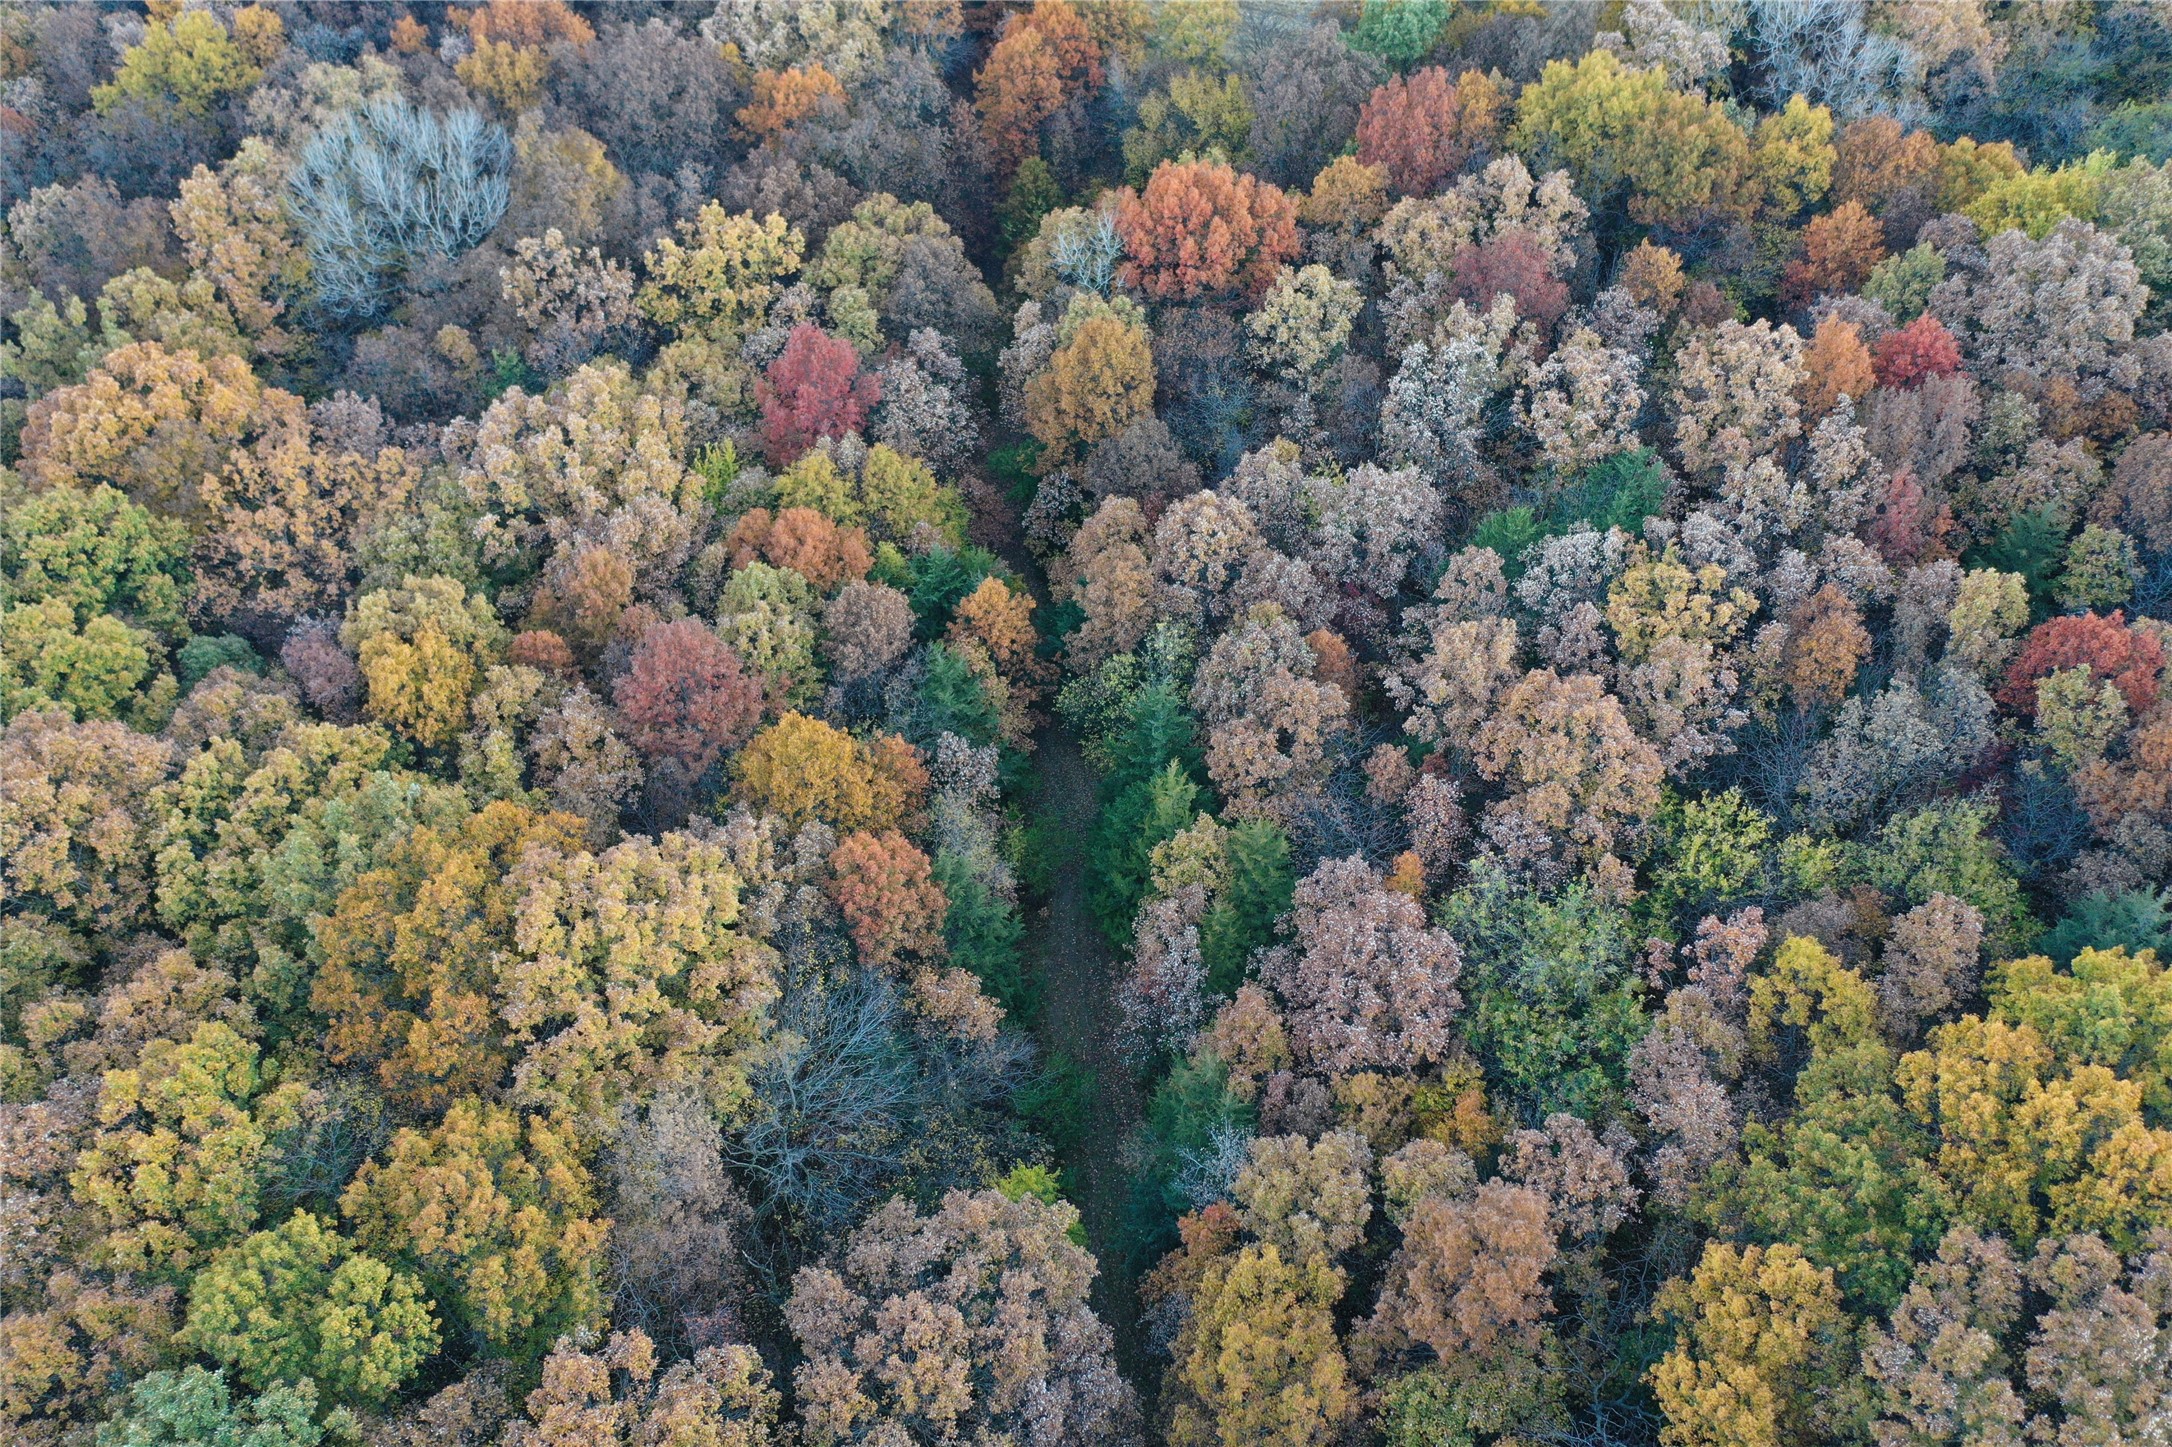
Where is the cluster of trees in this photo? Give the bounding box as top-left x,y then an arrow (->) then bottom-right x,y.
2,2 -> 2169,1447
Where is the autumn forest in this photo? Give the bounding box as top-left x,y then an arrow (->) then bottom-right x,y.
3,1 -> 2171,1445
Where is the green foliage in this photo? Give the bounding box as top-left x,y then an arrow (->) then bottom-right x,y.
1440,863 -> 1648,1122
1000,158 -> 1063,255
2035,889 -> 2172,968
182,1210 -> 438,1406
1123,1050 -> 1253,1266
1199,818 -> 1294,995
1090,758 -> 1202,943
1853,798 -> 2035,957
1019,1049 -> 1095,1159
1990,943 -> 2172,1116
176,634 -> 263,691
937,849 -> 1033,1020
1966,507 -> 2069,621
918,643 -> 1003,748
1640,788 -> 1773,933
1546,448 -> 1670,536
1350,0 -> 1452,69
902,545 -> 1002,637
92,10 -> 264,117
1470,506 -> 1541,573
2,484 -> 191,638
94,1368 -> 333,1447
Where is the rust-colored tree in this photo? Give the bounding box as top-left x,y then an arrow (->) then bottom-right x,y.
1354,67 -> 1505,197
1998,610 -> 2164,718
827,828 -> 949,969
1114,159 -> 1302,303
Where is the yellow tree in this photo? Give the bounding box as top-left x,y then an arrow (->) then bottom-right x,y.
1165,1242 -> 1356,1447
341,576 -> 508,748
341,1097 -> 608,1361
1649,1242 -> 1858,1447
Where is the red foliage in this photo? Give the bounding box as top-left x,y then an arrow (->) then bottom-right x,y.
1114,158 -> 1303,303
1871,314 -> 1963,390
1449,230 -> 1569,330
757,324 -> 881,466
1862,470 -> 1950,566
1998,610 -> 2166,718
1354,67 -> 1501,197
509,628 -> 578,674
613,618 -> 766,775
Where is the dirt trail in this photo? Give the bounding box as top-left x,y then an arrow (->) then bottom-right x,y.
1024,724 -> 1148,1369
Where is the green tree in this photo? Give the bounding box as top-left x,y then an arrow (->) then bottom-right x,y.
182,1211 -> 438,1405
1091,758 -> 1202,943
1199,818 -> 1293,995
1441,863 -> 1648,1122
94,1368 -> 329,1447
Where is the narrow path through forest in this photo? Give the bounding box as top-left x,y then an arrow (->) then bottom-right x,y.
1025,720 -> 1148,1372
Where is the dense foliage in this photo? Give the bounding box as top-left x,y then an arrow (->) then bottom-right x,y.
3,3 -> 2170,1446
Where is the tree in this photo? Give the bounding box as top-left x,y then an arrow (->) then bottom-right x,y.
69,1020 -> 302,1273
785,1188 -> 1133,1446
1999,611 -> 2163,719
757,324 -> 881,466
341,1098 -> 607,1361
1091,758 -> 1202,942
822,581 -> 916,682
828,829 -> 949,970
1650,1242 -> 1859,1447
614,619 -> 764,777
1356,68 -> 1506,197
503,1328 -> 781,1447
638,205 -> 803,340
1,709 -> 172,939
181,1210 -> 437,1406
194,438 -> 419,638
1670,320 -> 1807,481
1508,49 -> 1751,229
1861,1226 -> 2025,1447
93,1368 -> 326,1447
19,341 -> 308,526
310,801 -> 585,1111
1115,159 -> 1302,303
1872,314 -> 1964,390
340,576 -> 507,748
1164,1242 -> 1355,1447
91,8 -> 265,117
974,1 -> 1103,180
1368,1180 -> 1557,1366
1233,1130 -> 1374,1265
1247,265 -> 1363,385
286,96 -> 511,318
2,484 -> 190,641
1263,855 -> 1462,1076
1801,316 -> 1877,420
1783,200 -> 1887,304
1024,305 -> 1157,466
1247,24 -> 1385,188
732,712 -> 915,832
1469,668 -> 1664,879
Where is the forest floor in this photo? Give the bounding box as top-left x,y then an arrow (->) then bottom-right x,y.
1023,726 -> 1147,1369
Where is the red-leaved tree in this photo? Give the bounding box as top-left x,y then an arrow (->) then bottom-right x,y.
1115,159 -> 1302,303
1450,229 -> 1570,330
1998,610 -> 2165,718
1871,314 -> 1964,390
758,323 -> 881,465
614,619 -> 766,775
1354,67 -> 1503,197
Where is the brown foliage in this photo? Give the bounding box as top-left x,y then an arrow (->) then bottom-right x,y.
826,828 -> 948,970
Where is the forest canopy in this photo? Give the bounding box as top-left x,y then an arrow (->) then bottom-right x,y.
3,2 -> 2172,1446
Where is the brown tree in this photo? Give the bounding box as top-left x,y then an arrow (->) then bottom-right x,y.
786,1189 -> 1133,1446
